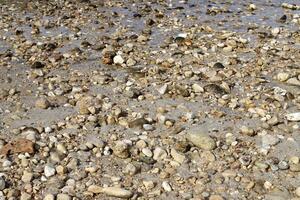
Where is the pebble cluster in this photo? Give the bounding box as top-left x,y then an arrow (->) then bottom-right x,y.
0,0 -> 300,199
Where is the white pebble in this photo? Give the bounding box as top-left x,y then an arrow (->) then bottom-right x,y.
44,165 -> 56,177
162,181 -> 172,192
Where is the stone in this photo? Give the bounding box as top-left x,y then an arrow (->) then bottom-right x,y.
44,194 -> 55,200
88,185 -> 103,193
2,160 -> 11,167
101,187 -> 133,198
261,135 -> 279,148
223,46 -> 233,52
158,84 -> 168,95
76,96 -> 97,115
143,180 -> 155,190
290,164 -> 300,172
296,187 -> 300,197
142,148 -> 153,157
44,165 -> 56,177
285,112 -> 300,122
128,118 -> 148,128
0,177 -> 6,190
56,143 -> 67,154
22,171 -> 33,183
278,161 -> 289,170
267,116 -> 279,126
45,127 -> 52,133
35,98 -> 50,109
88,185 -> 133,199
113,55 -> 124,65
143,124 -> 154,131
271,27 -> 280,36
209,195 -> 224,200
20,192 -> 31,200
289,156 -> 299,164
137,35 -> 148,42
126,58 -> 136,66
57,194 -> 71,200
222,170 -> 237,178
186,129 -> 216,150
162,181 -> 172,192
124,163 -> 139,176
153,147 -> 167,161
277,73 -> 289,82
265,189 -> 291,200
240,126 -> 255,136
201,151 -> 216,162
171,148 -> 186,164
248,4 -> 256,10
192,84 -> 204,93
286,78 -> 300,86
113,141 -> 130,158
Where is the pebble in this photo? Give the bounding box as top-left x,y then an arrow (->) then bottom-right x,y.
143,180 -> 155,190
44,194 -> 55,200
22,171 -> 33,183
240,126 -> 255,136
56,194 -> 71,200
248,4 -> 257,10
88,185 -> 103,193
124,163 -> 139,175
290,164 -> 300,172
209,195 -> 224,200
113,141 -> 130,158
142,148 -> 153,157
113,55 -> 124,65
56,143 -> 67,154
285,112 -> 300,122
287,78 -> 300,86
158,84 -> 168,95
20,192 -> 31,200
192,84 -> 204,93
2,160 -> 12,167
261,134 -> 279,148
89,186 -> 133,198
35,98 -> 50,109
153,147 -> 168,160
44,126 -> 52,133
171,148 -> 186,164
277,73 -> 289,82
295,187 -> 300,197
0,177 -> 6,190
44,165 -> 56,177
143,124 -> 154,131
162,181 -> 172,192
289,156 -> 299,164
278,161 -> 289,170
271,27 -> 280,36
187,128 -> 216,150
126,58 -> 136,66
76,96 -> 97,115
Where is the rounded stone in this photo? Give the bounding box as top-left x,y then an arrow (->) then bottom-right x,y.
113,55 -> 124,65
44,194 -> 55,200
187,129 -> 216,150
44,165 -> 56,177
57,194 -> 71,200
